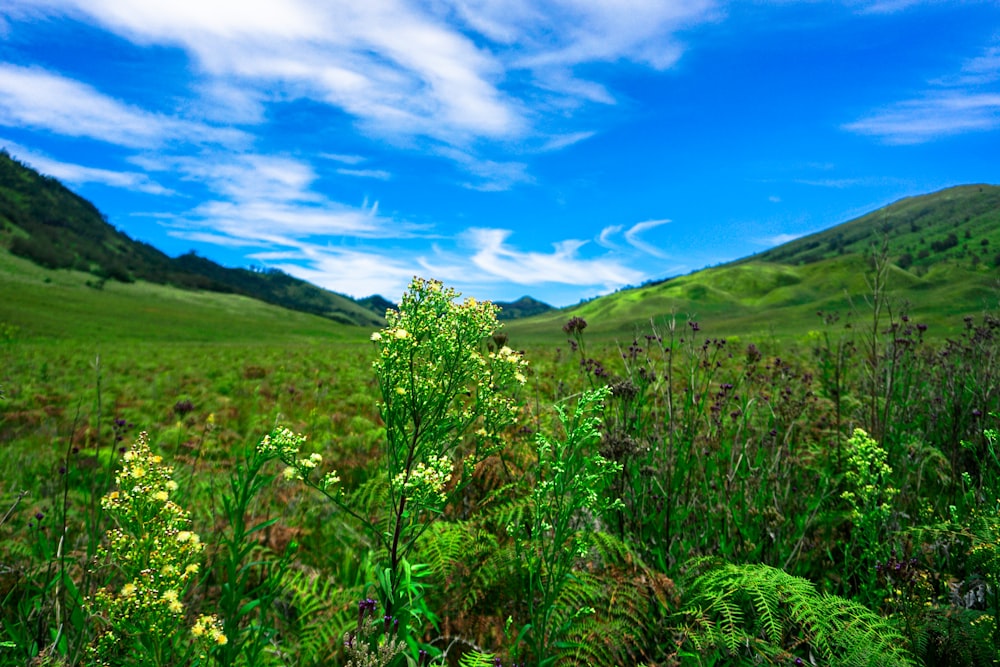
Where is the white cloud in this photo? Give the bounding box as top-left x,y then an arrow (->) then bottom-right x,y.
0,140 -> 172,194
597,224 -> 623,249
624,218 -> 671,258
148,152 -> 424,251
0,64 -> 247,148
457,227 -> 644,288
168,153 -> 323,203
541,131 -> 597,152
850,0 -> 928,14
845,92 -> 1000,143
251,245 -> 417,299
21,0 -> 522,145
436,147 -> 533,191
321,153 -> 367,165
13,0 -> 720,150
795,176 -> 905,188
846,41 -> 1000,143
337,168 -> 392,180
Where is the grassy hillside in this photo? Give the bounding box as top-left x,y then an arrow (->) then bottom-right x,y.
744,184 -> 1000,269
512,255 -> 998,344
510,186 -> 1000,344
0,150 -> 384,327
0,248 -> 366,344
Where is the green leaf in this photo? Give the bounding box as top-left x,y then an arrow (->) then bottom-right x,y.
238,599 -> 261,617
246,516 -> 279,536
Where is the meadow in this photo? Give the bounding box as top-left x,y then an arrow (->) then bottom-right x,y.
2,263 -> 1000,666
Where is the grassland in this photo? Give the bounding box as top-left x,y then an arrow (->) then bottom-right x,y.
511,254 -> 999,344
0,249 -> 362,344
2,185 -> 1000,666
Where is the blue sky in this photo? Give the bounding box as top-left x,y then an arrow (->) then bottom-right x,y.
1,1 -> 998,307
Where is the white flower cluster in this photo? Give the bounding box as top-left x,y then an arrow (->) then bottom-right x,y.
491,345 -> 528,384
258,426 -> 307,459
393,455 -> 454,506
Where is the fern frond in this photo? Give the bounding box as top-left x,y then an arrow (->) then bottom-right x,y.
457,648 -> 498,667
281,564 -> 363,667
680,561 -> 915,667
538,531 -> 679,666
416,519 -> 509,612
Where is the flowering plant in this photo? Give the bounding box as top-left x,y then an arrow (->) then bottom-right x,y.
261,277 -> 527,642
86,432 -> 224,666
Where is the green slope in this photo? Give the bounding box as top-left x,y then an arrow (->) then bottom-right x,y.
0,150 -> 383,327
510,186 -> 1000,344
743,184 -> 1000,269
0,248 -> 363,344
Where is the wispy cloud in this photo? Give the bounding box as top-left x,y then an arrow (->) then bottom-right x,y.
624,218 -> 671,258
321,153 -> 367,165
845,92 -> 1000,143
846,41 -> 1000,143
250,245 -> 417,299
540,131 -> 596,152
849,0 -> 928,15
436,147 -> 533,191
0,140 -> 172,194
147,152 -> 423,251
597,224 -> 623,249
453,227 -> 644,288
0,64 -> 247,148
14,1 -> 720,153
336,168 -> 391,180
794,176 -> 906,188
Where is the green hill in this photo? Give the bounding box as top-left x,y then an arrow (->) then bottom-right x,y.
0,247 -> 362,343
742,184 -> 1000,269
495,295 -> 554,320
0,150 -> 384,327
2,151 -> 997,346
510,185 -> 1000,343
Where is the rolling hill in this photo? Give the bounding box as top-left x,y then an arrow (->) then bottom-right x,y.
0,150 -> 385,327
1,148 -> 996,345
510,185 -> 1000,343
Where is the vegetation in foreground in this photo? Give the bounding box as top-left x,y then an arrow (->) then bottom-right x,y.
2,253 -> 1000,666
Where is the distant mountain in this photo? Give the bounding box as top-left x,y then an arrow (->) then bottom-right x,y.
0,150 -> 384,327
511,184 -> 1000,341
356,294 -> 397,318
494,295 -> 554,320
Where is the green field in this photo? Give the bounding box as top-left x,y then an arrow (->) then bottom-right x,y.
2,262 -> 999,666
0,249 -> 363,344
3,179 -> 1000,666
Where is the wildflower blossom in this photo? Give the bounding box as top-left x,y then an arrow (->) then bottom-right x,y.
86,432 -> 213,663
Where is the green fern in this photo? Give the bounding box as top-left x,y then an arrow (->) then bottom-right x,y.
417,520 -> 508,612
281,565 -> 363,666
457,648 -> 499,667
544,532 -> 678,666
680,560 -> 915,666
